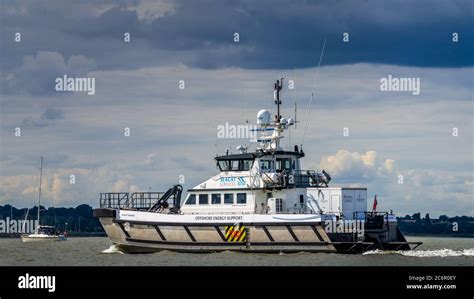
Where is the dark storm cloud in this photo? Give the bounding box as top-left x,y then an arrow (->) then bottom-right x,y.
1,0 -> 473,75
2,51 -> 95,95
21,116 -> 48,128
19,106 -> 64,128
41,107 -> 64,120
140,0 -> 474,69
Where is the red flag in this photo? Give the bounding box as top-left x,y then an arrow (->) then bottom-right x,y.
372,195 -> 378,212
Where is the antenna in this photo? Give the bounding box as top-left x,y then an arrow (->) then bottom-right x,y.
288,117 -> 291,150
302,38 -> 326,146
294,67 -> 297,129
37,156 -> 43,232
244,88 -> 248,124
273,78 -> 283,123
294,101 -> 297,130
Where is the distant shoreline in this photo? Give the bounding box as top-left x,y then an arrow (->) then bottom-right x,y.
0,232 -> 106,238
404,233 -> 474,238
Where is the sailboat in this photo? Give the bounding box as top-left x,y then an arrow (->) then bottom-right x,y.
21,157 -> 67,242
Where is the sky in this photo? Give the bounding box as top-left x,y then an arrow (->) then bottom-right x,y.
0,0 -> 473,217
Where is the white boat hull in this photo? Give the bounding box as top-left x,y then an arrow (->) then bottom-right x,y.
21,234 -> 67,242
94,208 -> 420,253
95,208 -> 336,253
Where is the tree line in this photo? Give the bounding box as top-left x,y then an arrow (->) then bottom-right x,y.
0,204 -> 103,234
397,213 -> 474,236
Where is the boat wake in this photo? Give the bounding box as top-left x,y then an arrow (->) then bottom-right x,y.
101,244 -> 124,254
363,248 -> 474,257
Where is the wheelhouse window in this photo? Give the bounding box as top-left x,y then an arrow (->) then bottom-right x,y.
283,159 -> 292,171
218,160 -> 231,171
224,193 -> 234,204
218,159 -> 254,171
198,194 -> 209,205
242,160 -> 253,171
236,193 -> 247,204
276,158 -> 292,172
231,160 -> 240,171
260,160 -> 273,172
211,194 -> 221,204
186,194 -> 196,205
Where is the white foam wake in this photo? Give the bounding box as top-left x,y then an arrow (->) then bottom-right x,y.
101,244 -> 124,254
363,248 -> 474,257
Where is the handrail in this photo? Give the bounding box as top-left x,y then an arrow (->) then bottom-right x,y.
99,192 -> 164,210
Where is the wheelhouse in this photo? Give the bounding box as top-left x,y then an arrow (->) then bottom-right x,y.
215,149 -> 304,174
215,153 -> 255,172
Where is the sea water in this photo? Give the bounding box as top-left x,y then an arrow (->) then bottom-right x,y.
0,236 -> 472,266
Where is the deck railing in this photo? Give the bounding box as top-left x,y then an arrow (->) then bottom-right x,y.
99,192 -> 164,210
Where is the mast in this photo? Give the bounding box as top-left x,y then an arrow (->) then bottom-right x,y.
37,156 -> 43,232
273,78 -> 283,123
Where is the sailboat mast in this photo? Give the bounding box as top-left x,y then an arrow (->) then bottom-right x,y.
37,156 -> 43,232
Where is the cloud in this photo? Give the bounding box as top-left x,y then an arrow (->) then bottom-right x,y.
0,53 -> 471,216
0,1 -> 472,218
21,116 -> 48,128
315,149 -> 473,216
0,0 -> 472,76
388,169 -> 474,216
126,0 -> 175,22
146,153 -> 158,167
41,107 -> 64,120
19,107 -> 65,128
0,166 -> 140,207
3,51 -> 95,95
319,150 -> 396,183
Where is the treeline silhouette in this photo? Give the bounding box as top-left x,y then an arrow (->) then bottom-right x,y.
0,204 -> 103,235
397,213 -> 474,236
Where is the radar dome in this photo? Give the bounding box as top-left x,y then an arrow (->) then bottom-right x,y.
257,110 -> 271,126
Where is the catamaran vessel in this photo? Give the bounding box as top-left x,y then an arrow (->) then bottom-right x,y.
94,79 -> 421,253
21,157 -> 67,242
